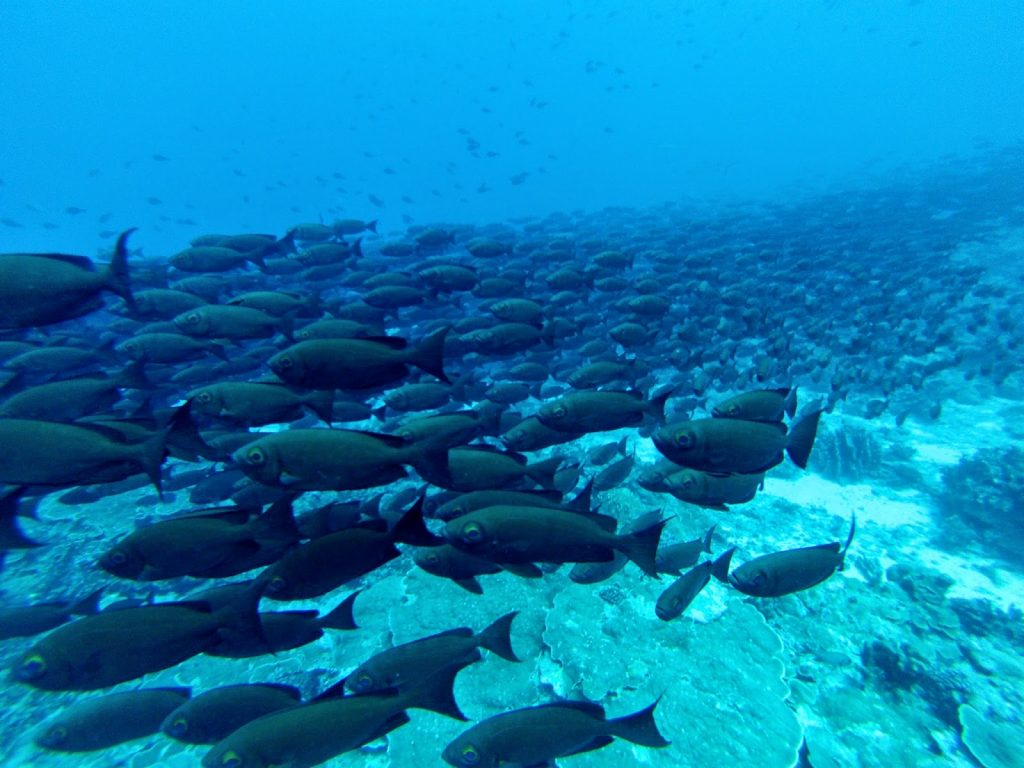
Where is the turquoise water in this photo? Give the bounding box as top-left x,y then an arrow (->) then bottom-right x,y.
1,3 -> 1023,767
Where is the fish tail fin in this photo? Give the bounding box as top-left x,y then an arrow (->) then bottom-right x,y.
137,426 -> 169,497
70,586 -> 104,616
785,407 -> 823,469
608,697 -> 671,747
117,360 -> 154,390
404,662 -> 467,721
840,514 -> 856,570
305,389 -> 334,424
478,610 -> 519,662
702,524 -> 716,554
168,398 -> 222,462
648,387 -> 673,421
391,494 -> 444,546
367,220 -> 378,233
276,229 -> 297,255
618,518 -> 667,578
246,249 -> 267,271
252,492 -> 302,543
526,456 -> 563,490
784,386 -> 799,419
409,442 -> 452,488
410,326 -> 451,383
278,313 -> 295,342
319,590 -> 360,630
710,547 -> 736,583
106,228 -> 137,312
218,574 -> 270,651
351,237 -> 363,258
0,487 -> 43,551
569,479 -> 594,511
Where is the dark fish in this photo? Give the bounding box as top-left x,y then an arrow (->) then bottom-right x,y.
261,497 -> 440,600
424,447 -> 562,492
384,381 -> 453,412
99,496 -> 300,580
712,387 -> 798,422
0,486 -> 44,555
207,591 -> 359,657
655,561 -> 713,621
0,587 -> 102,641
661,469 -> 764,510
174,304 -> 291,340
712,516 -> 856,597
0,229 -> 135,328
412,544 -> 542,593
36,687 -> 190,752
444,505 -> 665,577
656,525 -> 716,575
0,414 -> 171,491
170,245 -> 265,272
12,579 -> 265,690
188,382 -> 333,426
117,332 -> 227,364
652,409 -> 822,473
590,436 -> 628,465
346,612 -> 518,699
537,389 -> 670,434
593,452 -> 634,491
269,327 -> 450,390
0,368 -> 149,421
162,683 -> 302,744
232,428 -> 448,491
502,416 -> 582,452
202,665 -> 463,768
442,698 -> 669,767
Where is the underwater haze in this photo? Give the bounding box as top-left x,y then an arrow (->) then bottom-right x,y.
2,1 -> 1023,253
2,2 -> 1024,768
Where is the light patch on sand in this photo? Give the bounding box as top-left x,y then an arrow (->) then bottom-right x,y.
917,546 -> 1024,611
762,474 -> 930,529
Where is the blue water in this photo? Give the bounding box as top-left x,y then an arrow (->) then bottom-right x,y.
2,2 -> 1024,767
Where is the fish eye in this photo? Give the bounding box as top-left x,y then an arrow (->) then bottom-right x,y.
681,477 -> 695,489
220,750 -> 244,768
355,673 -> 374,691
197,391 -> 212,403
553,405 -> 567,418
397,430 -> 414,441
674,430 -> 691,447
167,717 -> 189,736
184,312 -> 200,324
752,571 -> 767,587
18,654 -> 47,680
423,552 -> 440,565
460,744 -> 482,765
276,355 -> 293,369
108,550 -> 128,566
46,726 -> 68,745
268,576 -> 287,593
461,521 -> 485,544
246,448 -> 266,465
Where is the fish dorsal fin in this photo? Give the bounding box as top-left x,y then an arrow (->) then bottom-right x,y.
540,699 -> 605,717
29,253 -> 97,271
254,683 -> 302,699
360,336 -> 408,350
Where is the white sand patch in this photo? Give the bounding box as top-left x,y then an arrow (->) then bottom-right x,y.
762,473 -> 930,529
917,546 -> 1024,611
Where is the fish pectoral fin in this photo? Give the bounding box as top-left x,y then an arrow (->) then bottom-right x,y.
499,562 -> 544,578
454,577 -> 484,594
